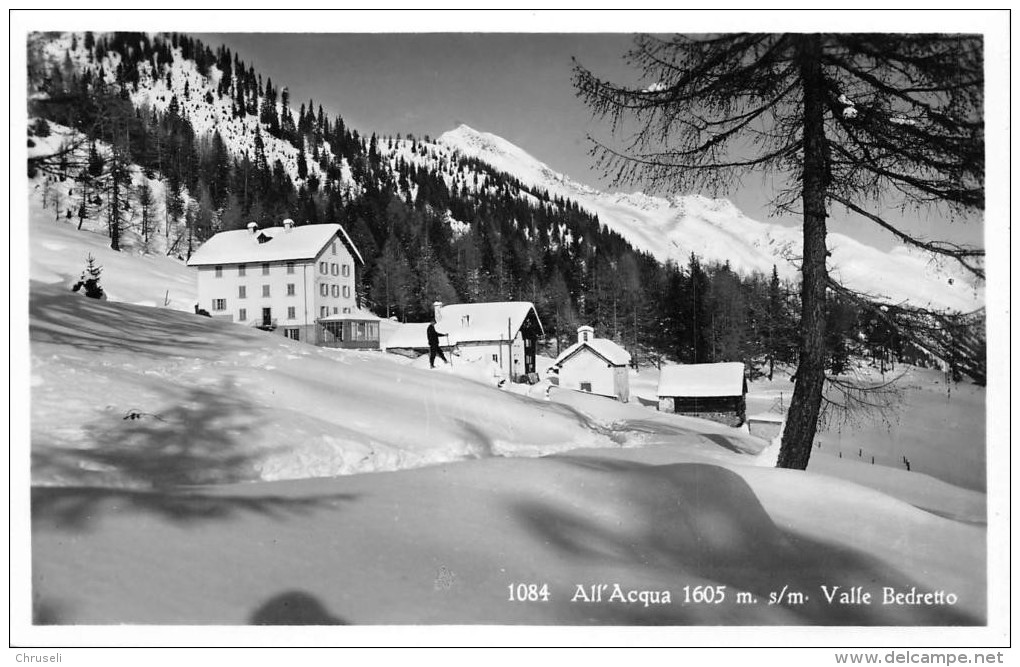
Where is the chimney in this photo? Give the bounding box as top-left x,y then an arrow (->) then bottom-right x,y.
283,218 -> 294,232
247,222 -> 258,235
433,301 -> 443,323
578,325 -> 594,345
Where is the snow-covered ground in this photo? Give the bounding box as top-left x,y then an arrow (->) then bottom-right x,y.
18,190 -> 997,637
631,365 -> 986,494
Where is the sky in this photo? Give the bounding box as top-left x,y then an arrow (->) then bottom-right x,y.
193,32 -> 638,190
190,27 -> 992,256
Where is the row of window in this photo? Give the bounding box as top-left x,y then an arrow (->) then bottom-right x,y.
217,303 -> 357,320
319,261 -> 351,277
319,283 -> 352,299
318,320 -> 379,342
234,306 -> 301,321
213,257 -> 353,279
215,262 -> 297,277
218,281 -> 350,307
320,306 -> 353,318
236,284 -> 299,299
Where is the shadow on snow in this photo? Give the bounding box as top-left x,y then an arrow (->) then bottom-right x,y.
513,457 -> 983,626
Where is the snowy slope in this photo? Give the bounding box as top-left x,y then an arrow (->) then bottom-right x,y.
23,200 -> 991,630
29,197 -> 197,310
30,450 -> 985,626
36,33 -> 354,195
438,125 -> 983,313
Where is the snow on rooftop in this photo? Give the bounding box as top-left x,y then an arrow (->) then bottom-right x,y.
382,322 -> 430,350
437,302 -> 542,344
318,306 -> 381,322
554,338 -> 631,367
381,302 -> 542,349
186,223 -> 363,267
657,362 -> 746,398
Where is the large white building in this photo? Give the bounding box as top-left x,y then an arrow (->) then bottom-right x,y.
551,325 -> 631,402
187,220 -> 376,346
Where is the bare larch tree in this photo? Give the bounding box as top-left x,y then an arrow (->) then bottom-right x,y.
573,33 -> 984,470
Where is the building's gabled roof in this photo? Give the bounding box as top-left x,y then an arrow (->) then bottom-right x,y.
382,302 -> 543,349
186,223 -> 363,267
382,322 -> 430,350
553,338 -> 631,367
437,302 -> 543,344
657,362 -> 746,398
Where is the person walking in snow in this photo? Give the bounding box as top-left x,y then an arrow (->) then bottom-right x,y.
427,318 -> 447,368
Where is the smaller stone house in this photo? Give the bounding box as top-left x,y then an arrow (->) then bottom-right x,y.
657,362 -> 747,426
551,326 -> 631,402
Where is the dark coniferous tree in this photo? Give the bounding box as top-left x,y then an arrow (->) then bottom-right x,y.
573,33 -> 984,470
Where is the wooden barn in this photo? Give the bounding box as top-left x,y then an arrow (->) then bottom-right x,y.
382,301 -> 544,383
657,362 -> 747,426
551,325 -> 631,402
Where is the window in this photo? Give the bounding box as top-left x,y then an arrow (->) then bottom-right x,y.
238,308 -> 247,321
320,306 -> 329,318
320,262 -> 328,274
238,264 -> 246,277
331,263 -> 338,276
367,323 -> 378,340
262,263 -> 270,275
342,307 -> 351,314
238,285 -> 247,299
333,307 -> 338,315
320,283 -> 329,297
525,339 -> 532,349
262,285 -> 270,298
287,283 -> 296,296
331,242 -> 337,255
287,306 -> 296,320
214,266 -> 223,278
492,354 -> 498,363
580,382 -> 592,393
331,284 -> 339,298
342,264 -> 350,277
286,262 -> 295,275
285,328 -> 300,341
213,298 -> 227,311
342,285 -> 351,299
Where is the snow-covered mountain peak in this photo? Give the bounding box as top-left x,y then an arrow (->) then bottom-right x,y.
440,123 -> 982,312
439,124 -> 572,189
442,124 -> 530,162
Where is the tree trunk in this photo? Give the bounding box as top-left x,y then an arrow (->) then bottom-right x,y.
778,35 -> 830,471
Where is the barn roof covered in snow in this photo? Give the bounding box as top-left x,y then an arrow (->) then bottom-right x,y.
657,362 -> 746,398
382,323 -> 430,350
553,337 -> 631,367
382,302 -> 543,349
439,302 -> 543,343
187,223 -> 363,267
